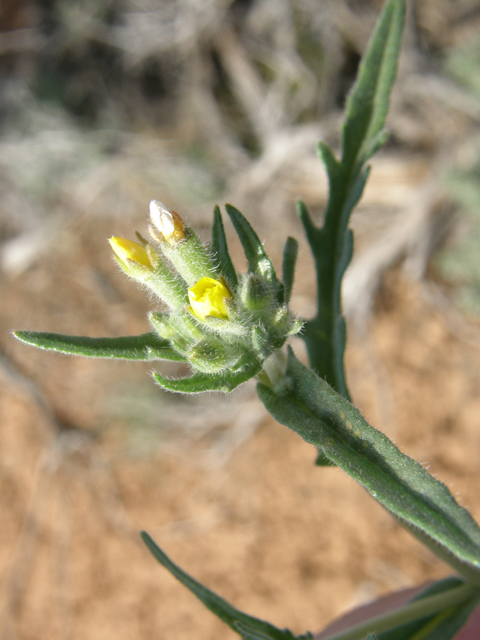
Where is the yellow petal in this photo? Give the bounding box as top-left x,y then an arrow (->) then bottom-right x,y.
188,277 -> 232,321
109,237 -> 153,269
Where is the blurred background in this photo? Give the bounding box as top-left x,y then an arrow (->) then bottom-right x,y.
2,0 -> 480,638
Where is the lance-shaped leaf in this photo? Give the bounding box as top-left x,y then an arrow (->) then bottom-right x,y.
13,331 -> 186,362
153,361 -> 261,394
212,205 -> 238,289
225,204 -> 277,284
342,0 -> 405,169
141,532 -> 312,640
282,237 -> 298,305
258,349 -> 480,585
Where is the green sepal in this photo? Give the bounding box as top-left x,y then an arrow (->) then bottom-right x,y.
158,228 -> 217,287
13,331 -> 186,362
282,237 -> 298,305
141,532 -> 310,640
225,204 -> 277,284
342,0 -> 406,168
152,361 -> 261,394
251,325 -> 271,360
212,205 -> 238,289
149,311 -> 203,349
258,348 -> 480,585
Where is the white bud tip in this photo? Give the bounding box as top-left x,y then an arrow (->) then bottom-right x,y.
149,200 -> 175,237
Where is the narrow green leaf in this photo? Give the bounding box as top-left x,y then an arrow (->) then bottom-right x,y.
316,142 -> 345,238
225,204 -> 277,283
317,141 -> 342,187
318,581 -> 477,640
379,590 -> 480,640
413,593 -> 480,640
212,205 -> 238,289
296,200 -> 319,247
377,577 -> 465,640
342,0 -> 405,168
141,532 -> 303,640
297,1 -> 405,400
153,362 -> 261,394
258,349 -> 480,585
341,167 -> 370,239
233,623 -> 276,640
13,331 -> 186,362
361,129 -> 389,165
282,237 -> 298,305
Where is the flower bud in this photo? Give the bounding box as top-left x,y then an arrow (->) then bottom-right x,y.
149,201 -> 216,285
109,237 -> 153,269
188,277 -> 232,322
149,200 -> 186,244
150,311 -> 203,346
109,237 -> 187,311
240,274 -> 273,311
187,338 -> 230,373
271,307 -> 303,338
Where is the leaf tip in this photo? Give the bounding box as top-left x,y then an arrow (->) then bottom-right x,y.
140,530 -> 152,546
12,330 -> 36,347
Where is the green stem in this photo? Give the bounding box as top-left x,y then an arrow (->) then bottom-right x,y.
297,198 -> 352,400
321,584 -> 477,640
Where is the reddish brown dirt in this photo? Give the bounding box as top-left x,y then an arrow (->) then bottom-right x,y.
2,216 -> 480,640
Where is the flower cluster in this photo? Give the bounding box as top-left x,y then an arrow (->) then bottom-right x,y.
109,201 -> 301,393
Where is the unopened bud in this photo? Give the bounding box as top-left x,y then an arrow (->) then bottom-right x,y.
240,274 -> 273,311
187,338 -> 230,373
109,237 -> 153,269
149,200 -> 186,244
109,237 -> 188,310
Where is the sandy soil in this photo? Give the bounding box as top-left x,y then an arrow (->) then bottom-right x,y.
2,214 -> 480,640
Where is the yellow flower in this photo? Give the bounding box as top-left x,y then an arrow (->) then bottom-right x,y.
188,277 -> 232,321
109,237 -> 153,269
149,200 -> 186,244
